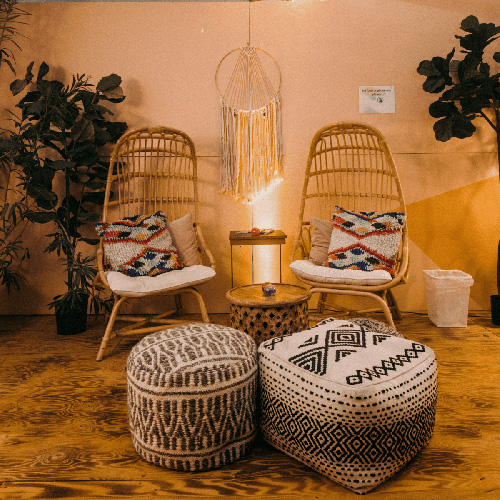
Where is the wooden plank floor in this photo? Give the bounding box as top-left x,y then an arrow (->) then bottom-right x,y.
0,312 -> 499,499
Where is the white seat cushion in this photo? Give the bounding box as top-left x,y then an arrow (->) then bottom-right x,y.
290,260 -> 392,285
106,265 -> 216,297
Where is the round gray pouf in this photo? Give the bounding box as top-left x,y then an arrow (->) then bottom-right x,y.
127,323 -> 258,471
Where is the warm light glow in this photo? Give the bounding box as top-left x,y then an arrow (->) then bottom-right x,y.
250,180 -> 283,284
243,176 -> 283,206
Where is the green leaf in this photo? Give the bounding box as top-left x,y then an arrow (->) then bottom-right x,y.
417,60 -> 440,77
423,76 -> 448,93
102,120 -> 127,142
433,117 -> 453,142
70,116 -> 94,143
460,92 -> 493,114
25,61 -> 34,82
49,160 -> 76,171
37,62 -> 49,81
25,100 -> 44,116
433,114 -> 476,142
25,210 -> 56,223
77,212 -> 100,223
100,86 -> 124,102
3,58 -> 15,75
96,73 -> 121,92
10,78 -> 28,96
36,79 -> 64,98
27,185 -> 57,202
82,191 -> 106,204
80,237 -> 100,246
429,101 -> 458,118
460,15 -> 480,33
71,171 -> 90,184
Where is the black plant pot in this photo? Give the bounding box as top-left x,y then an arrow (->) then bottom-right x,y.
56,297 -> 88,335
491,295 -> 500,326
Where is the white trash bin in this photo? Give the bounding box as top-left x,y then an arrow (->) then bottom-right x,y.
423,270 -> 474,327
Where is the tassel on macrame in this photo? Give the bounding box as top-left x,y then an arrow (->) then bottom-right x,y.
217,47 -> 283,203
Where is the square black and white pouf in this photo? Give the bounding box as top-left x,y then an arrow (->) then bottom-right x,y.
258,318 -> 437,494
127,323 -> 258,471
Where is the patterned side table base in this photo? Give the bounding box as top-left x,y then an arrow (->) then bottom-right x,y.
230,302 -> 308,344
226,284 -> 310,345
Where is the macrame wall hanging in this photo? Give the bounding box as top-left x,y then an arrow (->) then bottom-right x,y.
215,44 -> 283,204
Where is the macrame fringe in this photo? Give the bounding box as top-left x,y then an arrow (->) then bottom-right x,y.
220,91 -> 283,203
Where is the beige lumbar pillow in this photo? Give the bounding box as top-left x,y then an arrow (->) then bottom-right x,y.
308,217 -> 334,265
167,213 -> 202,267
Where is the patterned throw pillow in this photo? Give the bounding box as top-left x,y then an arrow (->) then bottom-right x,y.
95,211 -> 184,277
326,206 -> 405,276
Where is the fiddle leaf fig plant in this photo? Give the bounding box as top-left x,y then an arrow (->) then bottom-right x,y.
417,15 -> 500,297
417,15 -> 500,167
0,62 -> 127,316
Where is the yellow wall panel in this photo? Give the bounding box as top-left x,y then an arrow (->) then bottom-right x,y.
406,177 -> 500,308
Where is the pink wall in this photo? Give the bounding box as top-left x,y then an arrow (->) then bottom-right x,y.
1,1 -> 499,314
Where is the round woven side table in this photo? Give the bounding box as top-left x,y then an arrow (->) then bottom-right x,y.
226,283 -> 310,345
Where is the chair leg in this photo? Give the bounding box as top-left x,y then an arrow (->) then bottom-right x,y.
386,289 -> 402,321
185,287 -> 210,323
175,294 -> 183,317
317,292 -> 328,314
310,287 -> 396,329
377,291 -> 396,329
96,295 -> 128,361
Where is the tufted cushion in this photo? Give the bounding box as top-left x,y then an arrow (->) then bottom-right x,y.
290,259 -> 392,285
127,323 -> 258,471
258,317 -> 437,494
327,207 -> 405,276
105,264 -> 215,297
96,211 -> 184,277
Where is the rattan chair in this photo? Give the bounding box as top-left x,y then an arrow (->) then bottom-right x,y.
290,122 -> 408,327
95,126 -> 216,361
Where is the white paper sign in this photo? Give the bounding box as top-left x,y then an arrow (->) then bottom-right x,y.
359,86 -> 395,114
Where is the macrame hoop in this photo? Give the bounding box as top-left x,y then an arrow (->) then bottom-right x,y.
215,47 -> 283,204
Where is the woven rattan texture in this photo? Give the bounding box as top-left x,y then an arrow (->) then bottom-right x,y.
127,323 -> 258,471
95,126 -> 216,361
229,302 -> 308,344
290,122 -> 409,328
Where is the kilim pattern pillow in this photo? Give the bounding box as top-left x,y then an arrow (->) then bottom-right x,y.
95,211 -> 184,277
127,323 -> 258,471
258,318 -> 437,494
326,206 -> 405,276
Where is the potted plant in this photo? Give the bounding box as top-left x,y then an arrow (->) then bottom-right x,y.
0,0 -> 31,292
0,61 -> 127,334
417,15 -> 500,324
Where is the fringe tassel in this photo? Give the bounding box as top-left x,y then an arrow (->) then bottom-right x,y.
220,91 -> 283,203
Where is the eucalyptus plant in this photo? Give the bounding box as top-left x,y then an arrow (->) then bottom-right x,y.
0,0 -> 30,292
0,0 -> 29,74
417,15 -> 500,168
0,62 -> 127,315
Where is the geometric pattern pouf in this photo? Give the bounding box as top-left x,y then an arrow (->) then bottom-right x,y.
258,317 -> 437,494
127,323 -> 258,471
